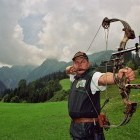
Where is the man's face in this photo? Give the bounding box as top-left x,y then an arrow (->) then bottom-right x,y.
73,57 -> 90,75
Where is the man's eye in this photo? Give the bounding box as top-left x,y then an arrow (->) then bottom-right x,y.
81,60 -> 85,63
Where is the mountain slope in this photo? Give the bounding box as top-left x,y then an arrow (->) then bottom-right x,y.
0,65 -> 36,89
26,59 -> 67,82
88,50 -> 114,65
0,80 -> 7,92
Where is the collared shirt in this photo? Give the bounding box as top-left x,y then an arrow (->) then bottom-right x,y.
69,72 -> 106,94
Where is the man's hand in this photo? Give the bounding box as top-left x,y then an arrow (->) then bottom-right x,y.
66,66 -> 76,75
117,67 -> 135,81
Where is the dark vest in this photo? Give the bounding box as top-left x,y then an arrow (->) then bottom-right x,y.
68,68 -> 101,118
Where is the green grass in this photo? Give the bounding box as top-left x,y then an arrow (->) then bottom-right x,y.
59,79 -> 71,91
0,102 -> 70,140
0,100 -> 140,140
101,90 -> 140,140
0,76 -> 140,140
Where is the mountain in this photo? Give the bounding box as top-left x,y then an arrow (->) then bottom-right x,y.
0,80 -> 7,92
0,50 -> 114,89
26,50 -> 114,82
26,58 -> 68,82
88,50 -> 114,65
0,65 -> 36,89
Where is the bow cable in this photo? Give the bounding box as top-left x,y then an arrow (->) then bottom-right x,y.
86,24 -> 102,53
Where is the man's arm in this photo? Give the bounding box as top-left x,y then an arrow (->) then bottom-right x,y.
98,68 -> 135,86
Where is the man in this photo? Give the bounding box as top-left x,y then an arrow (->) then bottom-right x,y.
66,51 -> 135,140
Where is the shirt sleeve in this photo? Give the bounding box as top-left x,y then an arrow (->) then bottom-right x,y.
69,74 -> 75,82
90,72 -> 106,94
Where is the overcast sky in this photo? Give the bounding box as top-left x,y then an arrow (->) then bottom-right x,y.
0,0 -> 140,67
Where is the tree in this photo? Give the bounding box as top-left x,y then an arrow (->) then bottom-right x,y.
17,79 -> 28,100
10,96 -> 20,103
3,94 -> 11,102
1,71 -> 68,103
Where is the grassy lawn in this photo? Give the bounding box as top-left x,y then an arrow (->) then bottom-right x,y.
0,75 -> 140,140
0,102 -> 70,140
0,98 -> 140,140
59,79 -> 71,91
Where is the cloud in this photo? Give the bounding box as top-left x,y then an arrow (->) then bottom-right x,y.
0,0 -> 140,67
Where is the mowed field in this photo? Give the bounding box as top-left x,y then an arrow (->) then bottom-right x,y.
0,102 -> 70,140
0,76 -> 140,140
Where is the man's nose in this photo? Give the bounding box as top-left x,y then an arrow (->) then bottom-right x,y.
77,62 -> 82,66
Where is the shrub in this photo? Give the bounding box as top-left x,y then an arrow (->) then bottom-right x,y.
10,96 -> 20,103
2,94 -> 11,102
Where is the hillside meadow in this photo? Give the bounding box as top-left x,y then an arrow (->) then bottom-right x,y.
0,74 -> 140,140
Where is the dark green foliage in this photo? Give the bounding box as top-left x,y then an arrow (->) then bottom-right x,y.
137,66 -> 140,75
10,96 -> 20,103
2,71 -> 68,103
124,51 -> 132,64
3,94 -> 11,102
126,60 -> 136,70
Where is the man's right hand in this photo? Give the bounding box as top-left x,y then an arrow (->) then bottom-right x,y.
66,66 -> 76,75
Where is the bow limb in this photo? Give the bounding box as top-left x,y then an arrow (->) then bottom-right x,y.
119,33 -> 129,50
102,17 -> 135,50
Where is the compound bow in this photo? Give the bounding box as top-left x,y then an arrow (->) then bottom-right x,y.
100,17 -> 140,128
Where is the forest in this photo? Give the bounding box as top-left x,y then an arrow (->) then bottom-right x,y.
0,71 -> 69,103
